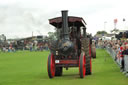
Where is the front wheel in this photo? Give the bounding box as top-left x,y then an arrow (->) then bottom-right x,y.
79,53 -> 86,78
47,53 -> 55,78
55,67 -> 63,76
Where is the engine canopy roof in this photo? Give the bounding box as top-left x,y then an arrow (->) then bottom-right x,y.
49,16 -> 87,28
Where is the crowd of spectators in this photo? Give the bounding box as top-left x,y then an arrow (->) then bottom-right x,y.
96,39 -> 128,72
25,41 -> 49,52
0,41 -> 49,53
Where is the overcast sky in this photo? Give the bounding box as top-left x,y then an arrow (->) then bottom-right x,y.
0,0 -> 128,39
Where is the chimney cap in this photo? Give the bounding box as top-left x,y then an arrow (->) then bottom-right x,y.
61,10 -> 68,12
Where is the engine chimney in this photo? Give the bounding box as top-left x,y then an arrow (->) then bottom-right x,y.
62,10 -> 69,40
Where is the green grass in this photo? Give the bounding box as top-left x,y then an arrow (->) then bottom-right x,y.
0,49 -> 128,85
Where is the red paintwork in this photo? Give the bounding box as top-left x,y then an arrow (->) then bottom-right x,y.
79,54 -> 86,77
79,53 -> 86,77
50,54 -> 55,77
83,55 -> 86,77
90,57 -> 92,73
55,60 -> 79,64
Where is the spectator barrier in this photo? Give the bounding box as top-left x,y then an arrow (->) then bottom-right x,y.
106,47 -> 122,66
124,55 -> 128,73
106,46 -> 128,76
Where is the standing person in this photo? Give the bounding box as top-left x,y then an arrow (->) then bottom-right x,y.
122,44 -> 128,72
29,42 -> 33,52
34,43 -> 37,51
39,43 -> 43,51
40,44 -> 43,51
2,46 -> 6,52
45,43 -> 48,51
12,43 -> 16,52
9,43 -> 12,52
119,45 -> 125,72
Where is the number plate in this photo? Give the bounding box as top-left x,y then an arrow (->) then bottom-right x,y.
55,60 -> 59,63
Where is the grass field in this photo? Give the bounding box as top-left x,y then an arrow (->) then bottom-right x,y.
0,49 -> 128,85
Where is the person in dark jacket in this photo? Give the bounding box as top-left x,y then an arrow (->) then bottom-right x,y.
122,44 -> 128,71
122,44 -> 128,54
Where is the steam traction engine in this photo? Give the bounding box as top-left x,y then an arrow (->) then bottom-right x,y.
47,10 -> 96,78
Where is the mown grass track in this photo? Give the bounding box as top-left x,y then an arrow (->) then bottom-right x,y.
0,49 -> 128,85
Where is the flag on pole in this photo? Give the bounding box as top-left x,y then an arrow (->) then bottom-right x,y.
114,19 -> 118,24
123,18 -> 126,21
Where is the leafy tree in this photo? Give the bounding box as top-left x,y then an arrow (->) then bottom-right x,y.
48,31 -> 57,40
96,31 -> 107,34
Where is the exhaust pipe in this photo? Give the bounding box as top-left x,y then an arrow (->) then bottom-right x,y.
61,10 -> 69,40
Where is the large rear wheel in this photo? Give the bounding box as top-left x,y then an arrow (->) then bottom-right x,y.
85,41 -> 92,75
91,42 -> 96,58
81,38 -> 92,75
47,53 -> 55,78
